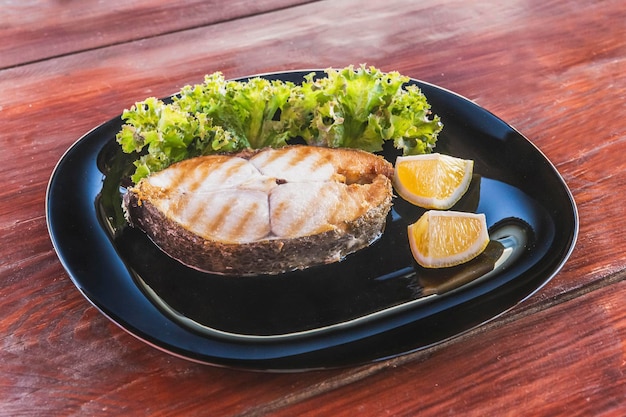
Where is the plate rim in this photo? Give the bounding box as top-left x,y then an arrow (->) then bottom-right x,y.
45,70 -> 579,371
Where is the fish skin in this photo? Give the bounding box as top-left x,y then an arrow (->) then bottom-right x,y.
123,145 -> 393,275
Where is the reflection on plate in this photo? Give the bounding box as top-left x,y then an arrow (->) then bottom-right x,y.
46,71 -> 578,371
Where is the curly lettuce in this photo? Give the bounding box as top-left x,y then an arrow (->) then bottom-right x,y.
286,65 -> 442,154
116,65 -> 442,182
116,98 -> 241,183
174,73 -> 296,149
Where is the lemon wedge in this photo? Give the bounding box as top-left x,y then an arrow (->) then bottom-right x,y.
393,153 -> 474,210
408,210 -> 489,268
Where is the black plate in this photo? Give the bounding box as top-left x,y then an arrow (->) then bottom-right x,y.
46,71 -> 578,371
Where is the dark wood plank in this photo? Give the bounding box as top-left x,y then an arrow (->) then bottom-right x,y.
0,255 -> 360,416
0,0 -> 317,69
268,274 -> 626,417
1,0 -> 625,415
2,257 -> 624,416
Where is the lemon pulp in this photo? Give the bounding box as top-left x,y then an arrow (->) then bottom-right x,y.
393,153 -> 473,210
408,210 -> 489,268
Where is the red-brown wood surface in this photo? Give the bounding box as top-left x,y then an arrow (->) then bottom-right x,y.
0,0 -> 317,69
1,0 -> 625,415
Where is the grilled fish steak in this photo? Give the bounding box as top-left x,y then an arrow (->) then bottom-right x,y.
122,145 -> 394,275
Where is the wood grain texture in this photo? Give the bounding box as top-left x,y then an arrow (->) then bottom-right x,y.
0,0 -> 318,69
2,0 -> 624,297
1,0 -> 625,415
268,275 -> 626,417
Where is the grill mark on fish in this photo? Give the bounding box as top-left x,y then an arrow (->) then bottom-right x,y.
310,153 -> 333,173
223,159 -> 257,185
152,158 -> 203,195
181,164 -> 206,194
287,150 -> 332,180
316,184 -> 338,232
257,148 -> 283,166
250,147 -> 340,183
160,157 -> 255,196
252,150 -> 293,178
186,160 -> 216,193
178,195 -> 205,233
270,199 -> 289,236
157,165 -> 187,195
270,183 -> 337,238
326,184 -> 346,226
229,200 -> 262,242
280,200 -> 309,237
287,147 -> 310,169
202,194 -> 236,239
124,145 -> 394,275
179,157 -> 220,192
191,158 -> 249,193
133,146 -> 392,243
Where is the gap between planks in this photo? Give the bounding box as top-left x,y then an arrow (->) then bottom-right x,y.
0,0 -> 322,72
234,266 -> 626,417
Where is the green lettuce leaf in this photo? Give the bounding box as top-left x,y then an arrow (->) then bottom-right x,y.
116,96 -> 245,183
388,84 -> 442,154
289,65 -> 442,153
174,73 -> 295,149
116,65 -> 442,182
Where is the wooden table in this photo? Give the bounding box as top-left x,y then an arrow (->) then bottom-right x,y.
2,0 -> 625,415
